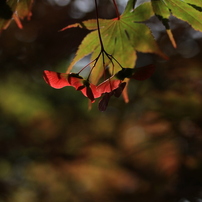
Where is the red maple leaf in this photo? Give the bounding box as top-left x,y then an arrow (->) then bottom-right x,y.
43,70 -> 102,102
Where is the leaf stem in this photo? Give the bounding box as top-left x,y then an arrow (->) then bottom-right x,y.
85,0 -> 123,81
77,58 -> 97,75
108,53 -> 124,69
94,0 -> 105,51
112,0 -> 120,20
87,52 -> 102,80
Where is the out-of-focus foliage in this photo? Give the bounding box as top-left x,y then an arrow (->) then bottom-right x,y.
0,0 -> 33,31
0,1 -> 202,202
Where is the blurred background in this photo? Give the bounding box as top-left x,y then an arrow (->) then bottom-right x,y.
0,0 -> 202,201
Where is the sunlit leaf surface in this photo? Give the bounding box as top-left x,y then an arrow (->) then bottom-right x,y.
64,0 -> 166,84
151,0 -> 202,47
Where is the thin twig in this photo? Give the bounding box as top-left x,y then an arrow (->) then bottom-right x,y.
112,0 -> 120,20
94,0 -> 105,51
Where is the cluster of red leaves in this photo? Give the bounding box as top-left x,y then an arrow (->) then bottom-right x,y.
43,64 -> 155,111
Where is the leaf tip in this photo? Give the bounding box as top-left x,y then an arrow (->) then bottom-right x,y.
166,29 -> 177,49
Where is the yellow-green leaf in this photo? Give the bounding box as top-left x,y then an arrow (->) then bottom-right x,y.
164,0 -> 202,31
64,0 -> 166,84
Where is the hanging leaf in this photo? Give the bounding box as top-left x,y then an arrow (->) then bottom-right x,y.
151,0 -> 202,47
151,0 -> 176,48
183,0 -> 202,12
164,0 -> 202,31
62,0 -> 167,84
132,64 -> 155,80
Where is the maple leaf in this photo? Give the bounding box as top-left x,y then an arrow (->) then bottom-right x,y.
132,64 -> 155,81
43,70 -> 71,89
43,70 -> 102,103
62,0 -> 167,85
98,82 -> 126,112
151,0 -> 202,48
96,78 -> 122,94
184,0 -> 202,12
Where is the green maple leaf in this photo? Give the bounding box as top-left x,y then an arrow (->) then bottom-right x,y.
63,0 -> 167,84
164,0 -> 202,31
181,0 -> 202,12
151,0 -> 202,47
